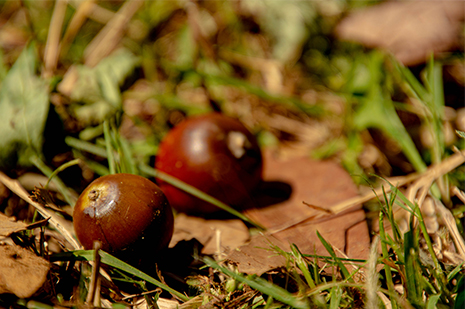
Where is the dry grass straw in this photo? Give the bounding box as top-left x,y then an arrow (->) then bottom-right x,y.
267,148 -> 465,236
0,171 -> 81,250
84,0 -> 143,67
43,0 -> 68,78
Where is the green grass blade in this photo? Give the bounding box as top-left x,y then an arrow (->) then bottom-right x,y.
328,285 -> 342,309
354,53 -> 427,173
30,155 -> 77,207
103,120 -> 116,174
454,276 -> 465,309
403,230 -> 421,305
447,262 -> 464,282
115,133 -> 137,175
24,300 -> 54,309
374,176 -> 418,216
426,294 -> 441,309
300,254 -> 365,264
51,250 -> 189,302
316,231 -> 353,282
414,207 -> 450,299
393,57 -> 428,102
291,244 -> 316,289
204,257 -> 310,309
71,151 -> 110,176
139,163 -> 265,230
65,136 -> 108,157
43,159 -> 80,191
378,211 -> 398,309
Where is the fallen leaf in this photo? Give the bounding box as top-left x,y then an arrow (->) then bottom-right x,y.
0,243 -> 50,298
169,213 -> 250,255
229,150 -> 370,274
227,234 -> 287,276
244,150 -> 363,228
335,1 -> 465,66
0,212 -> 28,236
0,212 -> 50,237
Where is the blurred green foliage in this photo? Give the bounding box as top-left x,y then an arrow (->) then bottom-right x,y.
0,44 -> 49,170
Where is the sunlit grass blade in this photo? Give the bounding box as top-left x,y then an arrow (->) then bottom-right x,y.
426,294 -> 441,309
380,185 -> 403,244
374,175 -> 417,216
103,120 -> 116,174
447,262 -> 464,282
328,285 -> 342,309
426,56 -> 450,202
300,253 -> 365,264
353,52 -> 427,173
107,122 -> 137,175
204,257 -> 310,309
403,229 -> 422,306
291,244 -> 316,289
316,231 -> 353,283
413,206 -> 451,300
114,131 -> 137,175
380,177 -> 452,301
52,250 -> 189,302
139,163 -> 265,230
65,136 -> 108,157
355,89 -> 427,173
392,56 -> 429,103
71,151 -> 110,176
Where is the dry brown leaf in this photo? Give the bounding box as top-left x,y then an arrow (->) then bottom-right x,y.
227,235 -> 287,276
169,213 -> 250,255
0,212 -> 50,238
229,150 -> 370,274
0,243 -> 50,298
244,150 -> 364,228
335,0 -> 465,66
0,212 -> 28,237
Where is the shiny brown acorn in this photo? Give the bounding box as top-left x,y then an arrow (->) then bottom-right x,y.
155,112 -> 263,214
73,173 -> 173,265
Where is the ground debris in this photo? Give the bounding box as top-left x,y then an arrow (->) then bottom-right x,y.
0,243 -> 50,298
169,213 -> 250,256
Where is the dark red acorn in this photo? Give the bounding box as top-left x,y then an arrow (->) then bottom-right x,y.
73,173 -> 173,265
155,112 -> 263,214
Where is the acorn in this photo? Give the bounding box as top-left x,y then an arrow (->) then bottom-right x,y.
155,112 -> 263,214
73,173 -> 173,266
